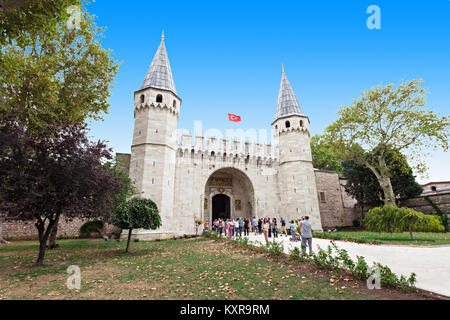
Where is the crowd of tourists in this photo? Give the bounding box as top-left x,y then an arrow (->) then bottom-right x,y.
209,216 -> 314,255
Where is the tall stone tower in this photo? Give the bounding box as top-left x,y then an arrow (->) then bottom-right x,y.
128,32 -> 181,239
272,67 -> 323,231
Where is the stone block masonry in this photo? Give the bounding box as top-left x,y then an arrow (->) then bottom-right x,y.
400,191 -> 450,226
2,216 -> 120,240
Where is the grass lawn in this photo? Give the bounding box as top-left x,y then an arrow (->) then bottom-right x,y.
314,231 -> 450,246
0,237 -> 437,300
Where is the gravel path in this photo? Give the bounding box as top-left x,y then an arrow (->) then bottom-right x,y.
240,233 -> 450,297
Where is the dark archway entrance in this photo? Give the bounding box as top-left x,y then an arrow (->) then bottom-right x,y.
212,194 -> 230,220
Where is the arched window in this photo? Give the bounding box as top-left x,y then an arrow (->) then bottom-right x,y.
140,94 -> 145,103
300,120 -> 303,127
275,125 -> 278,130
156,94 -> 163,103
173,100 -> 177,108
285,121 -> 290,128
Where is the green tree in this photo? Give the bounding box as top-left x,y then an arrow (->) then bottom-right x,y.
310,134 -> 343,175
47,157 -> 137,248
364,205 -> 444,240
342,160 -> 382,209
326,79 -> 449,206
0,0 -> 118,244
342,151 -> 423,210
0,0 -> 118,131
0,0 -> 80,46
0,117 -> 120,265
107,158 -> 138,211
111,198 -> 161,252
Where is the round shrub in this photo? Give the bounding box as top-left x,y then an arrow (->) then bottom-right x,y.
79,220 -> 104,238
111,198 -> 161,252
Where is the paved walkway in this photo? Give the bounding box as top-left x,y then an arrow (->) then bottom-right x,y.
238,233 -> 450,297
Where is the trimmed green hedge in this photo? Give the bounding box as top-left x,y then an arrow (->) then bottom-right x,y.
79,220 -> 104,238
364,205 -> 444,240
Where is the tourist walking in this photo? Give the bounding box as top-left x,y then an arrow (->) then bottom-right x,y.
218,219 -> 223,236
290,220 -> 297,241
238,218 -> 243,237
258,218 -> 262,234
299,216 -> 313,255
268,218 -> 272,238
272,218 -> 278,238
243,218 -> 249,236
280,217 -> 286,236
252,217 -> 258,234
262,218 -> 269,244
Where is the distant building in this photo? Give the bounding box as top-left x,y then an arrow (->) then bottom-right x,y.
421,181 -> 450,194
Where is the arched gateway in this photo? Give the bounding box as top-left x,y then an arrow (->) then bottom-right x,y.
204,167 -> 255,224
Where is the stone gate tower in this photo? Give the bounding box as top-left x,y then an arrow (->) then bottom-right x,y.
128,32 -> 181,238
272,67 -> 322,230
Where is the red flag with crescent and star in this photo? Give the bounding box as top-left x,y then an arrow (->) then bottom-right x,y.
228,113 -> 241,122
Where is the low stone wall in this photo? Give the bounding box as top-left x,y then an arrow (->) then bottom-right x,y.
400,191 -> 450,226
3,216 -> 121,240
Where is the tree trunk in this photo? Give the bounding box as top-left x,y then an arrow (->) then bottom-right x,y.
35,218 -> 57,266
364,158 -> 396,206
126,228 -> 132,253
410,231 -> 414,241
48,214 -> 60,249
378,157 -> 396,206
36,238 -> 47,266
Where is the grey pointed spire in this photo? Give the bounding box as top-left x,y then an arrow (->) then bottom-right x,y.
274,68 -> 303,120
141,34 -> 177,94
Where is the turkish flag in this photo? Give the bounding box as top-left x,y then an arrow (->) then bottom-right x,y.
228,113 -> 241,122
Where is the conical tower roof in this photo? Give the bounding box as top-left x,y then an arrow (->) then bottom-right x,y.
274,68 -> 303,120
140,34 -> 177,94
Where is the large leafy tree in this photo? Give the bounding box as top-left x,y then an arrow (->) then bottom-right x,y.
326,79 -> 449,206
342,151 -> 423,211
0,0 -> 118,242
0,0 -> 118,131
0,0 -> 80,46
310,134 -> 343,175
0,116 -> 120,265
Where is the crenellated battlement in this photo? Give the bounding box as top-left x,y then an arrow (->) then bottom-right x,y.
177,133 -> 278,165
134,102 -> 179,117
277,125 -> 310,136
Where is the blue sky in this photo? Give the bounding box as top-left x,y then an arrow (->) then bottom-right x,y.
87,0 -> 450,183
